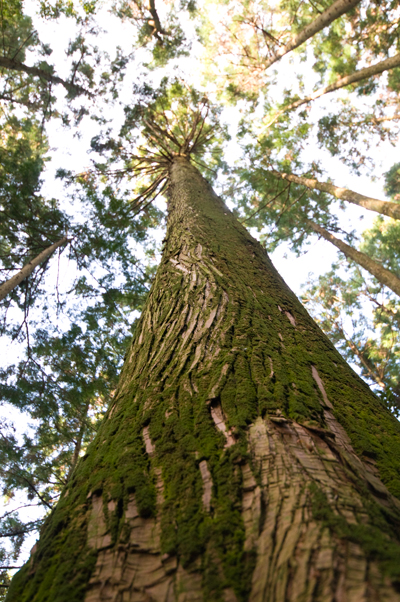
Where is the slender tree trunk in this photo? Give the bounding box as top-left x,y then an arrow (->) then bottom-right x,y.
0,57 -> 90,96
0,236 -> 69,303
344,334 -> 386,390
66,403 -> 90,483
8,157 -> 400,602
147,0 -> 167,37
265,53 -> 400,126
307,219 -> 400,297
271,169 -> 400,220
263,0 -> 360,70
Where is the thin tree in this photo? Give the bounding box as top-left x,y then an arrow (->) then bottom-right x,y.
0,236 -> 69,303
7,105 -> 400,602
264,53 -> 400,127
306,219 -> 400,297
270,169 -> 400,220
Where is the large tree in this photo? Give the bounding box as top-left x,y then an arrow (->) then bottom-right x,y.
3,0 -> 400,598
6,110 -> 400,602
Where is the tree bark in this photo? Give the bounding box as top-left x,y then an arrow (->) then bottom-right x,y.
147,0 -> 167,38
307,219 -> 400,297
8,157 -> 400,602
0,236 -> 69,302
0,57 -> 90,97
265,53 -> 400,126
263,0 -> 361,70
270,169 -> 400,220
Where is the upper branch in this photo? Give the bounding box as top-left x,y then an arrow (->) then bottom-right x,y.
0,56 -> 92,97
270,169 -> 400,220
147,0 -> 167,38
264,53 -> 400,127
263,0 -> 361,70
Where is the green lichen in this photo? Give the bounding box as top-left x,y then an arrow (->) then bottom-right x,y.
7,496 -> 97,602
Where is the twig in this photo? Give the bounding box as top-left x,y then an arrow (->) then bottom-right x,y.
240,183 -> 291,223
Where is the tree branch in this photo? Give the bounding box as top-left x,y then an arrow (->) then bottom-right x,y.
0,236 -> 70,302
147,0 -> 167,39
264,53 -> 400,127
0,57 -> 92,97
264,0 -> 361,70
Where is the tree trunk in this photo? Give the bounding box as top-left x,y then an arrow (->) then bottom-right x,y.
263,0 -> 361,70
265,53 -> 400,127
66,403 -> 91,483
270,169 -> 400,220
306,219 -> 400,297
8,156 -> 400,602
0,236 -> 69,303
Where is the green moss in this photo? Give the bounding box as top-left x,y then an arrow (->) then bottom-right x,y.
7,499 -> 97,602
310,483 -> 400,582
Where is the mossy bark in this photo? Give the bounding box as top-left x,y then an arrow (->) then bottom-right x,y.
8,156 -> 400,602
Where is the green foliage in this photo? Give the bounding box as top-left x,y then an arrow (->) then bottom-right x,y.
229,151 -> 337,256
39,0 -> 98,20
0,0 -> 142,124
316,104 -> 400,174
0,145 -> 158,580
385,162 -> 400,201
114,0 -> 191,66
360,218 -> 400,275
0,116 -> 68,322
199,0 -> 360,98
